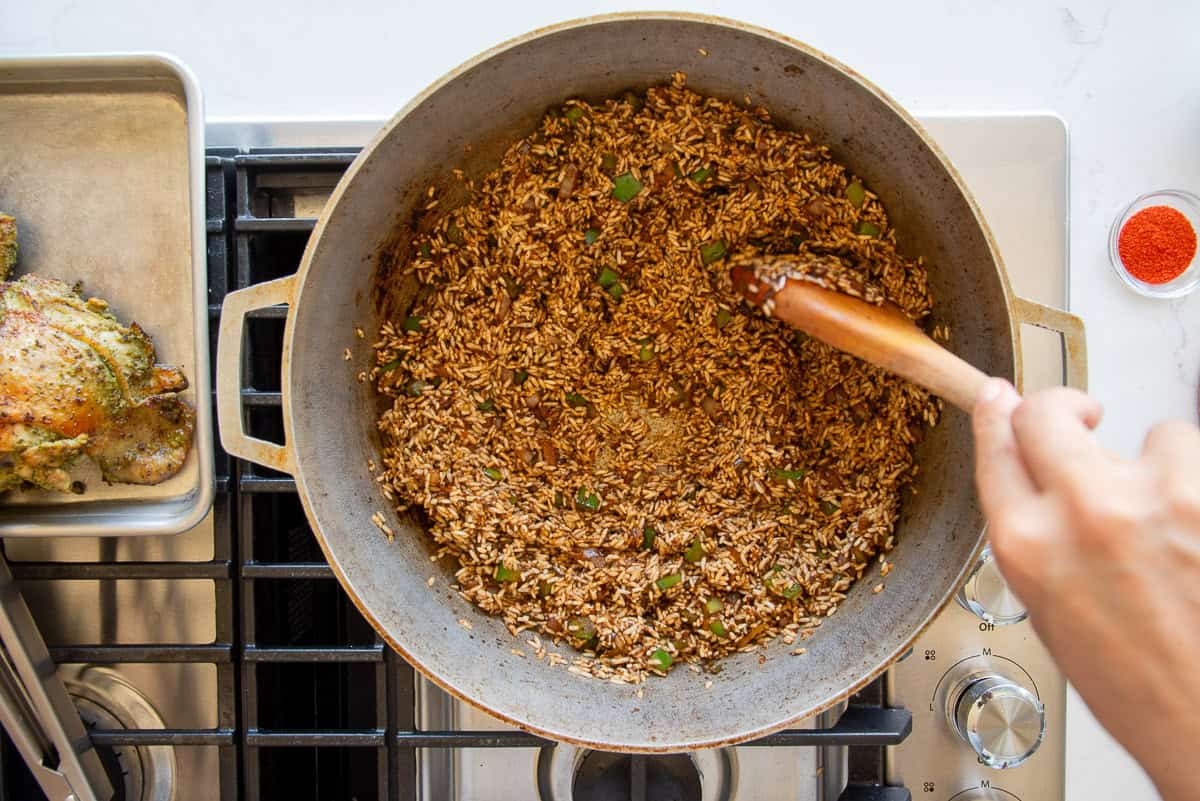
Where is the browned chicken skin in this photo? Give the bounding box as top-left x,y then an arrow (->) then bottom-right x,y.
1,255 -> 195,493
87,395 -> 194,485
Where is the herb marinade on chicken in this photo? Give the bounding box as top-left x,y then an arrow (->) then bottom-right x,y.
0,214 -> 16,281
0,215 -> 195,493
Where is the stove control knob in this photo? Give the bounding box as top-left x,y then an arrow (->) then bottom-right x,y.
951,674 -> 1045,768
957,544 -> 1027,625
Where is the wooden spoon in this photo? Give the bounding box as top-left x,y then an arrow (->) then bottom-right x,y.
731,259 -> 988,412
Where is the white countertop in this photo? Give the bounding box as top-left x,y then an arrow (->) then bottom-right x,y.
7,1 -> 1196,798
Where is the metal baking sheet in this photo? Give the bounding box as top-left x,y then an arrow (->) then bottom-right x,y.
0,54 -> 213,536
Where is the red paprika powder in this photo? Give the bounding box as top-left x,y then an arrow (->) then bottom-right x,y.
1117,205 -> 1197,284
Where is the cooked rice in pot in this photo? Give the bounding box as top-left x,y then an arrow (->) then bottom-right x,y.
372,73 -> 939,682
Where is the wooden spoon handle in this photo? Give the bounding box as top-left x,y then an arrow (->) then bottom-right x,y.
758,276 -> 988,412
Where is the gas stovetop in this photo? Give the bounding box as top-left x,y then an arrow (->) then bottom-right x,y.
1,113 -> 1069,801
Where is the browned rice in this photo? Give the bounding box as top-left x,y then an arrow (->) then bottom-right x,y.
372,73 -> 938,682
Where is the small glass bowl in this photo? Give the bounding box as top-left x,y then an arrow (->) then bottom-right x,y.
1109,189 -> 1200,298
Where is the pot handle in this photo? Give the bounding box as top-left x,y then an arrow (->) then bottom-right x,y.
1011,296 -> 1088,391
216,276 -> 296,474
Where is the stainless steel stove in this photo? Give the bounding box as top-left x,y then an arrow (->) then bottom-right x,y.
0,111 -> 1071,801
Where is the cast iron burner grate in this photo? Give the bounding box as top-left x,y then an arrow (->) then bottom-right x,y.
0,148 -> 912,801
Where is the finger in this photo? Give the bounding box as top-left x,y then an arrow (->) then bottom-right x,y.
1076,391 -> 1104,430
973,378 -> 1038,518
1010,388 -> 1109,492
1142,419 -> 1200,471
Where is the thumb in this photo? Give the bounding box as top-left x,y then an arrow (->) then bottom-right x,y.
973,378 -> 1038,520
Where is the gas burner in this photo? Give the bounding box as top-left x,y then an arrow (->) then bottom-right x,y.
62,667 -> 176,801
538,745 -> 731,801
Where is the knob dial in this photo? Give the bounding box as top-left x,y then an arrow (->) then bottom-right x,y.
957,544 -> 1027,624
951,674 -> 1045,769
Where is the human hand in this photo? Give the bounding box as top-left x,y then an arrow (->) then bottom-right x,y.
973,379 -> 1200,801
